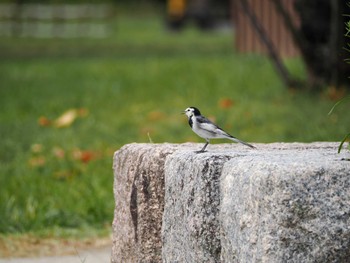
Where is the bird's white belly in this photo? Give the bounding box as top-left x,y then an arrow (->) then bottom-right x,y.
192,121 -> 224,139
193,128 -> 213,139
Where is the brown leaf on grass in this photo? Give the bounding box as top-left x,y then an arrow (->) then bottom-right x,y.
53,108 -> 89,128
72,148 -> 96,164
77,108 -> 89,117
80,151 -> 95,163
53,109 -> 78,128
326,86 -> 346,101
38,116 -> 51,127
38,108 -> 88,128
52,147 -> 65,159
218,98 -> 234,109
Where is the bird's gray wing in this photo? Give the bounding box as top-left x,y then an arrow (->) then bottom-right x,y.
196,115 -> 216,125
197,116 -> 229,136
197,115 -> 256,148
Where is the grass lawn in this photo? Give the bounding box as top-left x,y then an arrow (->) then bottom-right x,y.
0,6 -> 349,254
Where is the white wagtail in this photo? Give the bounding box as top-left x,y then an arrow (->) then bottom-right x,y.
183,106 -> 256,152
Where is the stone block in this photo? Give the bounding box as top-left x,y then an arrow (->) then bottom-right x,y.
220,143 -> 350,262
111,142 -> 350,263
111,143 -> 181,263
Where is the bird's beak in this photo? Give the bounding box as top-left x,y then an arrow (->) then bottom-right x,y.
181,111 -> 185,114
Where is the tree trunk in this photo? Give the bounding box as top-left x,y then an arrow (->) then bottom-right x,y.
293,0 -> 350,89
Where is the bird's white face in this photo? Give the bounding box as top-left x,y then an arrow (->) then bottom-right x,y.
183,107 -> 195,118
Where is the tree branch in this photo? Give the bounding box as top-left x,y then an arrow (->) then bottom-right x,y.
270,0 -> 304,51
238,0 -> 295,88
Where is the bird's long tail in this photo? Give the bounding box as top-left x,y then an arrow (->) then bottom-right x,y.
229,136 -> 256,149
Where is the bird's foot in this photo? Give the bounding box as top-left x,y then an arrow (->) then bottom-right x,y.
195,150 -> 207,154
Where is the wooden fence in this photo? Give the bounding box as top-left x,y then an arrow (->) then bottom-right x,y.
232,0 -> 300,57
0,3 -> 114,38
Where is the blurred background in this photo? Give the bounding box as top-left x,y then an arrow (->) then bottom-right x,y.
0,0 -> 349,257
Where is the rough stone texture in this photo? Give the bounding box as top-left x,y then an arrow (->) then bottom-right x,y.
112,142 -> 350,263
111,143 -> 182,263
162,152 -> 232,263
220,142 -> 350,263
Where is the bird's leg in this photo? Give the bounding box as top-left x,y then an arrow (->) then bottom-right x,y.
196,140 -> 209,153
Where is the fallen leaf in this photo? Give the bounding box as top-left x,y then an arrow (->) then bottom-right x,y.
80,151 -> 94,163
72,148 -> 96,163
219,98 -> 234,109
72,148 -> 82,160
326,86 -> 346,101
38,116 -> 51,127
53,109 -> 78,128
38,108 -> 88,128
77,108 -> 89,117
52,147 -> 65,159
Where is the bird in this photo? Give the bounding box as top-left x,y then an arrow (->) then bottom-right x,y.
182,106 -> 256,153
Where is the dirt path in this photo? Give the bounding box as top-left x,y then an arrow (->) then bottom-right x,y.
0,236 -> 111,263
0,246 -> 111,263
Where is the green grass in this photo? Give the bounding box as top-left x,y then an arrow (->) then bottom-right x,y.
0,11 -> 349,238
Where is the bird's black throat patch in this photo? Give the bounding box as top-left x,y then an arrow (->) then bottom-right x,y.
188,116 -> 193,128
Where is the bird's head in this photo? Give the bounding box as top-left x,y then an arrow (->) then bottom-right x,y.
182,107 -> 201,118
